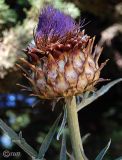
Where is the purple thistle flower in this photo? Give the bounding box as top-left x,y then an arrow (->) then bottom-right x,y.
20,5 -> 106,100
36,6 -> 78,38
26,6 -> 89,59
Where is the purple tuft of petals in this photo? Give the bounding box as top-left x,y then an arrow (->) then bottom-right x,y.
36,6 -> 77,38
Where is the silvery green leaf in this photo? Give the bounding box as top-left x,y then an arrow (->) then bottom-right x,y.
0,119 -> 19,139
57,106 -> 67,140
37,114 -> 61,159
82,133 -> 90,144
66,151 -> 74,160
114,157 -> 122,160
60,131 -> 67,160
77,78 -> 122,111
0,119 -> 38,158
95,139 -> 111,160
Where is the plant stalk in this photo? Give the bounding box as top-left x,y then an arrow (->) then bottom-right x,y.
65,96 -> 84,160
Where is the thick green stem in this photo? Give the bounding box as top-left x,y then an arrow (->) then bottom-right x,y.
65,96 -> 84,160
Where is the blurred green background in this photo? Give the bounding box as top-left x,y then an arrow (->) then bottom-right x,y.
0,0 -> 122,159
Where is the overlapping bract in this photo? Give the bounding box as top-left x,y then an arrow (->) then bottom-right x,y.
18,6 -> 107,99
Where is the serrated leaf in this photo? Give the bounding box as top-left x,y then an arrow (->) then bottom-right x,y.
77,78 -> 122,111
60,131 -> 67,160
57,106 -> 67,140
37,114 -> 61,159
0,119 -> 19,139
114,157 -> 122,160
0,119 -> 37,158
95,139 -> 111,160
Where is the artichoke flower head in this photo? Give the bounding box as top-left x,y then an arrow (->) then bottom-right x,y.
19,6 -> 107,99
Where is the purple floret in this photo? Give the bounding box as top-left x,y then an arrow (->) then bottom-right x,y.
36,6 -> 77,38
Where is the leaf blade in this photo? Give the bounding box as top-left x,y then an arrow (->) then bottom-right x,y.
95,139 -> 111,160
60,131 -> 67,160
0,119 -> 38,158
57,106 -> 67,140
38,114 -> 61,159
77,78 -> 122,111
